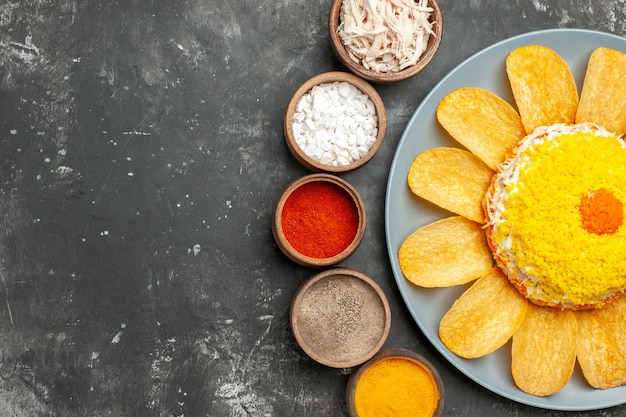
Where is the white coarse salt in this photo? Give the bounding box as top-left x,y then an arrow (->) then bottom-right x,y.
292,81 -> 378,167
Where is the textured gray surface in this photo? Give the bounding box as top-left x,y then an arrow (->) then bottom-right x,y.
0,0 -> 625,416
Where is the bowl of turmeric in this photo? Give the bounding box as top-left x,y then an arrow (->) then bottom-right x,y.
329,0 -> 443,83
346,348 -> 445,417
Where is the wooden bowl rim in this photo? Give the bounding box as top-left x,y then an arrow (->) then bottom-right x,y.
290,267 -> 392,368
328,0 -> 444,83
272,173 -> 366,267
283,71 -> 387,173
345,347 -> 445,417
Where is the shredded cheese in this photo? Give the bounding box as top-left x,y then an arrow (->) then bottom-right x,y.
337,0 -> 435,73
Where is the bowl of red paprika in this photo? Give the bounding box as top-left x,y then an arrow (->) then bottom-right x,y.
272,173 -> 366,268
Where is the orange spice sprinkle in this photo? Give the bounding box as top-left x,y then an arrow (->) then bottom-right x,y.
281,181 -> 359,258
579,188 -> 624,235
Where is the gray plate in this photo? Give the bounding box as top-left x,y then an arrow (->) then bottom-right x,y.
385,29 -> 626,411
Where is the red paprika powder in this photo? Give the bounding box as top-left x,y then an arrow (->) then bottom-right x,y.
281,180 -> 359,258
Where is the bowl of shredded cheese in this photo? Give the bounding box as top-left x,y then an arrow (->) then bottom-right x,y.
284,71 -> 387,172
329,0 -> 443,83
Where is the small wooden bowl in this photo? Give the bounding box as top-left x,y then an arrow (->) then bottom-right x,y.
272,173 -> 366,268
284,71 -> 386,173
346,348 -> 445,417
290,268 -> 391,368
329,0 -> 443,83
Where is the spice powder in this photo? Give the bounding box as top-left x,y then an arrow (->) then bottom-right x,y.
294,273 -> 387,365
354,356 -> 440,417
281,181 -> 359,258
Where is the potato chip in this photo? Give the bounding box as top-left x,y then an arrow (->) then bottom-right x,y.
511,304 -> 577,396
506,45 -> 578,134
576,295 -> 626,389
576,47 -> 626,135
407,148 -> 493,223
398,216 -> 493,288
437,87 -> 525,170
439,267 -> 528,359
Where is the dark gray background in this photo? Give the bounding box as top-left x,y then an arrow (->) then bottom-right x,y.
0,0 -> 625,416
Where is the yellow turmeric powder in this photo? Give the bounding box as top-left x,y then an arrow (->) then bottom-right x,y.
353,356 -> 440,417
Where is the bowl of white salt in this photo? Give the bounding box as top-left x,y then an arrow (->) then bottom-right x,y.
284,71 -> 387,173
329,0 -> 443,83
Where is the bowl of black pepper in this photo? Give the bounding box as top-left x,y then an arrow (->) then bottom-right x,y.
290,268 -> 391,368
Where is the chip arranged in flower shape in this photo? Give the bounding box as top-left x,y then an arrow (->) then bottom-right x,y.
485,122 -> 626,309
400,44 -> 626,396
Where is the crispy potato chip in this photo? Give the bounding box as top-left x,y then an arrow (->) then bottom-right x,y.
576,47 -> 626,135
398,216 -> 493,288
439,267 -> 528,359
407,148 -> 493,223
576,295 -> 626,389
506,45 -> 578,134
511,304 -> 577,396
437,87 -> 526,170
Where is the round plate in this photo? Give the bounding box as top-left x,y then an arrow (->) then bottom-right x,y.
385,29 -> 626,411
